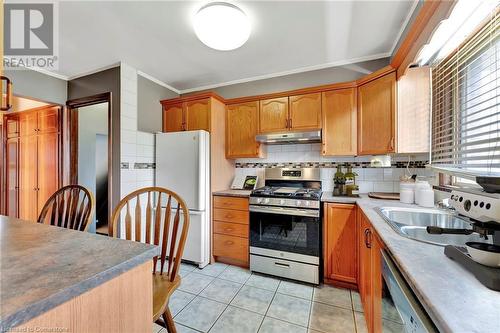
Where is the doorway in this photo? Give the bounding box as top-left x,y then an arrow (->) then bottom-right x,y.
67,93 -> 112,235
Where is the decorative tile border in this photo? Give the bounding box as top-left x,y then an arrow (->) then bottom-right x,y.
121,162 -> 156,169
235,161 -> 428,169
134,162 -> 156,169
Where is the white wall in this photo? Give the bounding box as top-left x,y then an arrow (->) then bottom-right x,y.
120,63 -> 156,199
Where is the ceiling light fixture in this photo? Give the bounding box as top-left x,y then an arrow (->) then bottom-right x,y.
194,2 -> 251,51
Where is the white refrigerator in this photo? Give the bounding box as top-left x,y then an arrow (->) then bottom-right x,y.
155,130 -> 210,268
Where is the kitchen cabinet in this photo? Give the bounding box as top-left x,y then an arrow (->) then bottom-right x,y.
321,88 -> 357,156
358,72 -> 397,155
213,195 -> 249,267
289,93 -> 321,130
358,209 -> 383,333
323,203 -> 358,288
161,96 -> 214,132
259,97 -> 289,133
5,138 -> 19,217
185,99 -> 210,131
397,66 -> 431,153
6,116 -> 19,138
163,103 -> 184,132
4,106 -> 61,221
226,101 -> 262,158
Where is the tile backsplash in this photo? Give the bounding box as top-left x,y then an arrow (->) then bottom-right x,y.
235,144 -> 433,193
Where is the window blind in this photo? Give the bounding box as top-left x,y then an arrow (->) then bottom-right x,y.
431,8 -> 500,174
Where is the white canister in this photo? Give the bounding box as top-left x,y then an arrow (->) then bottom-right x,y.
399,182 -> 415,204
414,181 -> 431,205
400,189 -> 415,204
419,188 -> 435,208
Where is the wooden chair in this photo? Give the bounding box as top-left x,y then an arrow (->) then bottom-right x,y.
38,185 -> 95,231
110,187 -> 190,333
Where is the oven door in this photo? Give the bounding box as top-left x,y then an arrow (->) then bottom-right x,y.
249,205 -> 320,258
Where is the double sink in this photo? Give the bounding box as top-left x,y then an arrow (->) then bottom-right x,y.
376,207 -> 489,246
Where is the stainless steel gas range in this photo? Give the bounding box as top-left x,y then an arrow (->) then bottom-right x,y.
249,168 -> 322,284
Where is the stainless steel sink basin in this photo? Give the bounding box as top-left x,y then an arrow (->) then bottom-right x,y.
376,207 -> 490,246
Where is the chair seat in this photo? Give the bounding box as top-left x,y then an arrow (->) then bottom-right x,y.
153,273 -> 181,322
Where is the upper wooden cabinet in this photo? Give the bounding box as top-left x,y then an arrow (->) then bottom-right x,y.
397,66 -> 431,153
163,103 -> 184,132
358,72 -> 397,155
322,88 -> 357,156
324,203 -> 357,288
6,116 -> 19,138
38,107 -> 59,133
161,95 -> 220,133
185,99 -> 210,131
289,93 -> 321,130
259,97 -> 289,133
226,101 -> 262,158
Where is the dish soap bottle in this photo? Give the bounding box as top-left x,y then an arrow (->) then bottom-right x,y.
333,165 -> 345,196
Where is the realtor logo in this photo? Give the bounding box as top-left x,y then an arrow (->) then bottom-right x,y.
3,2 -> 58,69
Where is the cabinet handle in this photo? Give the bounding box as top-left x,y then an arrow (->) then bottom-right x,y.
274,262 -> 290,268
289,118 -> 292,128
390,137 -> 394,150
364,228 -> 372,249
285,119 -> 289,128
224,240 -> 234,246
225,214 -> 233,219
224,227 -> 233,232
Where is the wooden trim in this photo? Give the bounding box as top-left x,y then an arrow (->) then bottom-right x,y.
65,92 -> 112,233
355,65 -> 395,86
160,91 -> 225,106
225,81 -> 357,105
390,0 -> 445,69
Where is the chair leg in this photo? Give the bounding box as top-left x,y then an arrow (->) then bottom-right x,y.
162,307 -> 177,333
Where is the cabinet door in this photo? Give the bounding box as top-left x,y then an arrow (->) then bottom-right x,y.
259,97 -> 289,133
37,133 -> 59,216
289,93 -> 321,130
397,67 -> 430,153
185,99 -> 210,131
19,135 -> 38,221
163,103 -> 184,132
6,138 -> 19,217
38,107 -> 60,133
226,102 -> 260,158
322,89 -> 357,156
358,211 -> 373,332
358,72 -> 396,155
324,203 -> 357,284
6,116 -> 19,138
19,111 -> 38,137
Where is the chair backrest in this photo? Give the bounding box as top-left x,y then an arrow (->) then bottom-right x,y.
110,187 -> 190,281
38,185 -> 95,231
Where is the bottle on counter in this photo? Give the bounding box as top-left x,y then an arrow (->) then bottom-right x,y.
333,165 -> 345,196
345,164 -> 359,197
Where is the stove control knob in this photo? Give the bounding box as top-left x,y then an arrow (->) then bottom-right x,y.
280,199 -> 285,205
264,198 -> 270,204
305,201 -> 310,207
256,198 -> 263,204
296,200 -> 302,206
464,199 -> 472,212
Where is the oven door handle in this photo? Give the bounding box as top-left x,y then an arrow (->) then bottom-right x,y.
249,205 -> 319,218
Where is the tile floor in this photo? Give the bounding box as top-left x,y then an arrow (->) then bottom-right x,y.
153,262 -> 368,333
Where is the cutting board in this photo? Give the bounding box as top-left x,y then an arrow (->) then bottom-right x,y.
368,192 -> 400,200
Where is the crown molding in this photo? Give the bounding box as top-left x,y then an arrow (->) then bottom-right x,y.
178,52 -> 391,94
137,71 -> 180,94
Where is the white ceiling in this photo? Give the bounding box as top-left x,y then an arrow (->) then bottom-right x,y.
56,1 -> 417,92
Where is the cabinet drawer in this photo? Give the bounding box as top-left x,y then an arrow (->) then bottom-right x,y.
214,221 -> 248,238
213,234 -> 248,263
213,196 -> 249,211
213,208 -> 249,224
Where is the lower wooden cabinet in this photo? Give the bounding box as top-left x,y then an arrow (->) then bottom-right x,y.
213,195 -> 249,266
323,203 -> 358,288
358,209 -> 383,333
